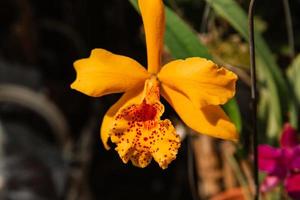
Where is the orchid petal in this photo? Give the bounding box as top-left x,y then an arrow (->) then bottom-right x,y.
280,123 -> 299,148
71,49 -> 150,97
290,146 -> 300,171
100,87 -> 144,149
138,0 -> 165,73
285,174 -> 300,199
258,145 -> 286,177
158,58 -> 237,109
260,176 -> 280,193
161,84 -> 238,141
104,78 -> 180,169
291,157 -> 300,171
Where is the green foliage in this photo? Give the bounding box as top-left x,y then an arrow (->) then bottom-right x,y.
287,55 -> 300,105
164,6 -> 211,59
287,55 -> 300,128
205,0 -> 290,139
223,99 -> 242,133
129,0 -> 242,133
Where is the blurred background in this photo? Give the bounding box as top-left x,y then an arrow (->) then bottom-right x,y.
0,0 -> 300,200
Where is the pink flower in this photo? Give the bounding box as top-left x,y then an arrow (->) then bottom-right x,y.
258,123 -> 300,199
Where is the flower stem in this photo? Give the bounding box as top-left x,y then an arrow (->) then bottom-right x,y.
248,0 -> 259,199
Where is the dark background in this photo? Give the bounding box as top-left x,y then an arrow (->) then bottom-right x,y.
0,0 -> 299,200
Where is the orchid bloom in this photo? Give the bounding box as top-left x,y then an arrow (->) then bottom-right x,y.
71,0 -> 238,169
259,124 -> 300,199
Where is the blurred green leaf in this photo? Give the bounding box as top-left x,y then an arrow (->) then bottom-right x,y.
164,7 -> 212,59
129,0 -> 242,132
205,0 -> 289,138
257,89 -> 268,138
287,55 -> 300,128
223,99 -> 242,132
287,55 -> 300,104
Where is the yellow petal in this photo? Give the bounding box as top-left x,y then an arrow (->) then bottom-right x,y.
161,84 -> 238,141
103,77 -> 180,168
100,86 -> 144,150
158,58 -> 238,108
151,119 -> 180,169
138,0 -> 165,74
129,119 -> 180,169
71,49 -> 150,97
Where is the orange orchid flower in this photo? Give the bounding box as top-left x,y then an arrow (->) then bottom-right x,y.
71,0 -> 238,169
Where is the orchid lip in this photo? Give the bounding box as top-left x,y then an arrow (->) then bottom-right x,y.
108,75 -> 180,168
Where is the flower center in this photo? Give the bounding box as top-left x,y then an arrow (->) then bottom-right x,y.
108,76 -> 180,169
